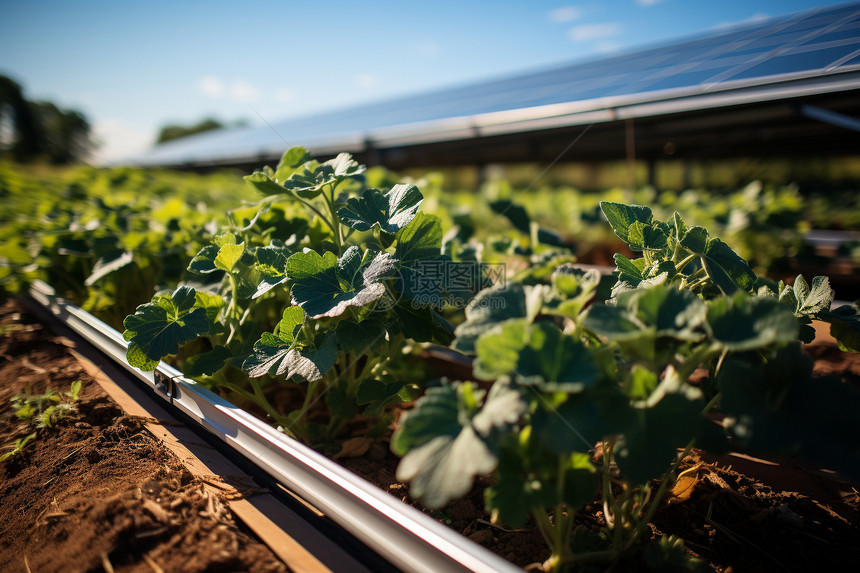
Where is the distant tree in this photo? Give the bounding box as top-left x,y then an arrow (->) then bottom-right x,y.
0,74 -> 93,164
28,101 -> 92,164
156,117 -> 226,144
0,75 -> 41,160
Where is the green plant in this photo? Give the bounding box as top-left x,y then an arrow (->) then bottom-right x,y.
123,148 -> 486,444
1,380 -> 82,461
393,202 -> 860,571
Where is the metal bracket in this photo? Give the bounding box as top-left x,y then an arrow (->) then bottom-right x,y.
153,370 -> 175,403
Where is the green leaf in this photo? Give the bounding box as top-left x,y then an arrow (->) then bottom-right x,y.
274,146 -> 312,181
679,226 -> 709,255
288,248 -> 395,319
356,377 -> 407,417
452,283 -> 534,354
244,169 -> 288,196
792,275 -> 834,316
393,382 -> 524,509
531,386 -> 632,454
489,200 -> 531,234
390,302 -> 455,345
706,293 -> 799,351
194,291 -> 225,325
700,238 -> 756,295
123,286 -> 210,370
187,244 -> 220,274
214,241 -> 244,272
243,332 -> 337,382
184,345 -> 233,377
335,315 -> 388,354
614,253 -> 645,284
488,442 -> 596,528
820,301 -> 860,352
516,323 -> 598,392
600,202 -> 654,245
615,393 -> 703,485
251,244 -> 291,299
627,220 -> 668,252
394,211 -> 442,263
277,305 -> 305,343
282,153 -> 366,199
474,319 -> 530,380
338,184 -> 423,234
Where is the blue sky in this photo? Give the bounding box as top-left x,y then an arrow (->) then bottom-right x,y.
0,0 -> 845,163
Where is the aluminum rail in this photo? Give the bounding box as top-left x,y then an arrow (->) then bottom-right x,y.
28,281 -> 522,573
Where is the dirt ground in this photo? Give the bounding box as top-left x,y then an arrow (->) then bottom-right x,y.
3,296 -> 860,573
0,300 -> 287,573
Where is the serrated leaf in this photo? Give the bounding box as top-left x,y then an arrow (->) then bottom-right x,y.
288,249 -> 395,319
393,382 -> 524,509
335,315 -> 388,354
244,169 -> 288,196
337,184 -> 423,233
706,293 -> 799,351
194,290 -> 224,325
390,302 -> 455,345
276,306 -> 305,343
214,242 -> 244,272
600,202 -> 653,245
614,253 -> 645,283
243,332 -> 337,381
793,275 -> 833,316
252,244 -> 291,299
531,386 -> 632,453
274,146 -> 312,181
452,283 -> 532,354
627,220 -> 668,252
820,302 -> 860,352
474,319 -> 530,380
701,238 -> 756,295
184,345 -> 233,377
516,322 -> 598,392
123,286 -> 210,370
680,226 -> 709,255
187,244 -> 220,274
394,211 -> 442,263
282,153 -> 365,199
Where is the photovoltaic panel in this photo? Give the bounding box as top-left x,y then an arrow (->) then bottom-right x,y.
134,2 -> 860,167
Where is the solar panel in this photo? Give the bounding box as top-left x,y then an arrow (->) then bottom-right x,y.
135,2 -> 860,167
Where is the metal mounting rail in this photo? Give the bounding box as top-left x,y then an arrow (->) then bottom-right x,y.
28,281 -> 522,573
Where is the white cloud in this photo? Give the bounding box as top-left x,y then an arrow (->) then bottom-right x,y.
197,76 -> 259,102
90,118 -> 155,165
549,6 -> 582,23
636,0 -> 665,7
568,22 -> 623,42
198,76 -> 224,98
354,73 -> 380,89
230,80 -> 259,103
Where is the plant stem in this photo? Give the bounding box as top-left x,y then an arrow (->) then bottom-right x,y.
322,184 -> 343,254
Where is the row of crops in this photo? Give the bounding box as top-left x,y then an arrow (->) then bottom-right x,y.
2,154 -> 860,571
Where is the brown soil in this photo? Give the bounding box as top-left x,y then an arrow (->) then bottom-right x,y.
4,295 -> 860,573
0,300 -> 287,573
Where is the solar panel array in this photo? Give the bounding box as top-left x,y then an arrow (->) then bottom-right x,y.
136,2 -> 860,166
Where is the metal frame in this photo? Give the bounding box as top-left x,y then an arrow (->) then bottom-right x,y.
28,280 -> 522,573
